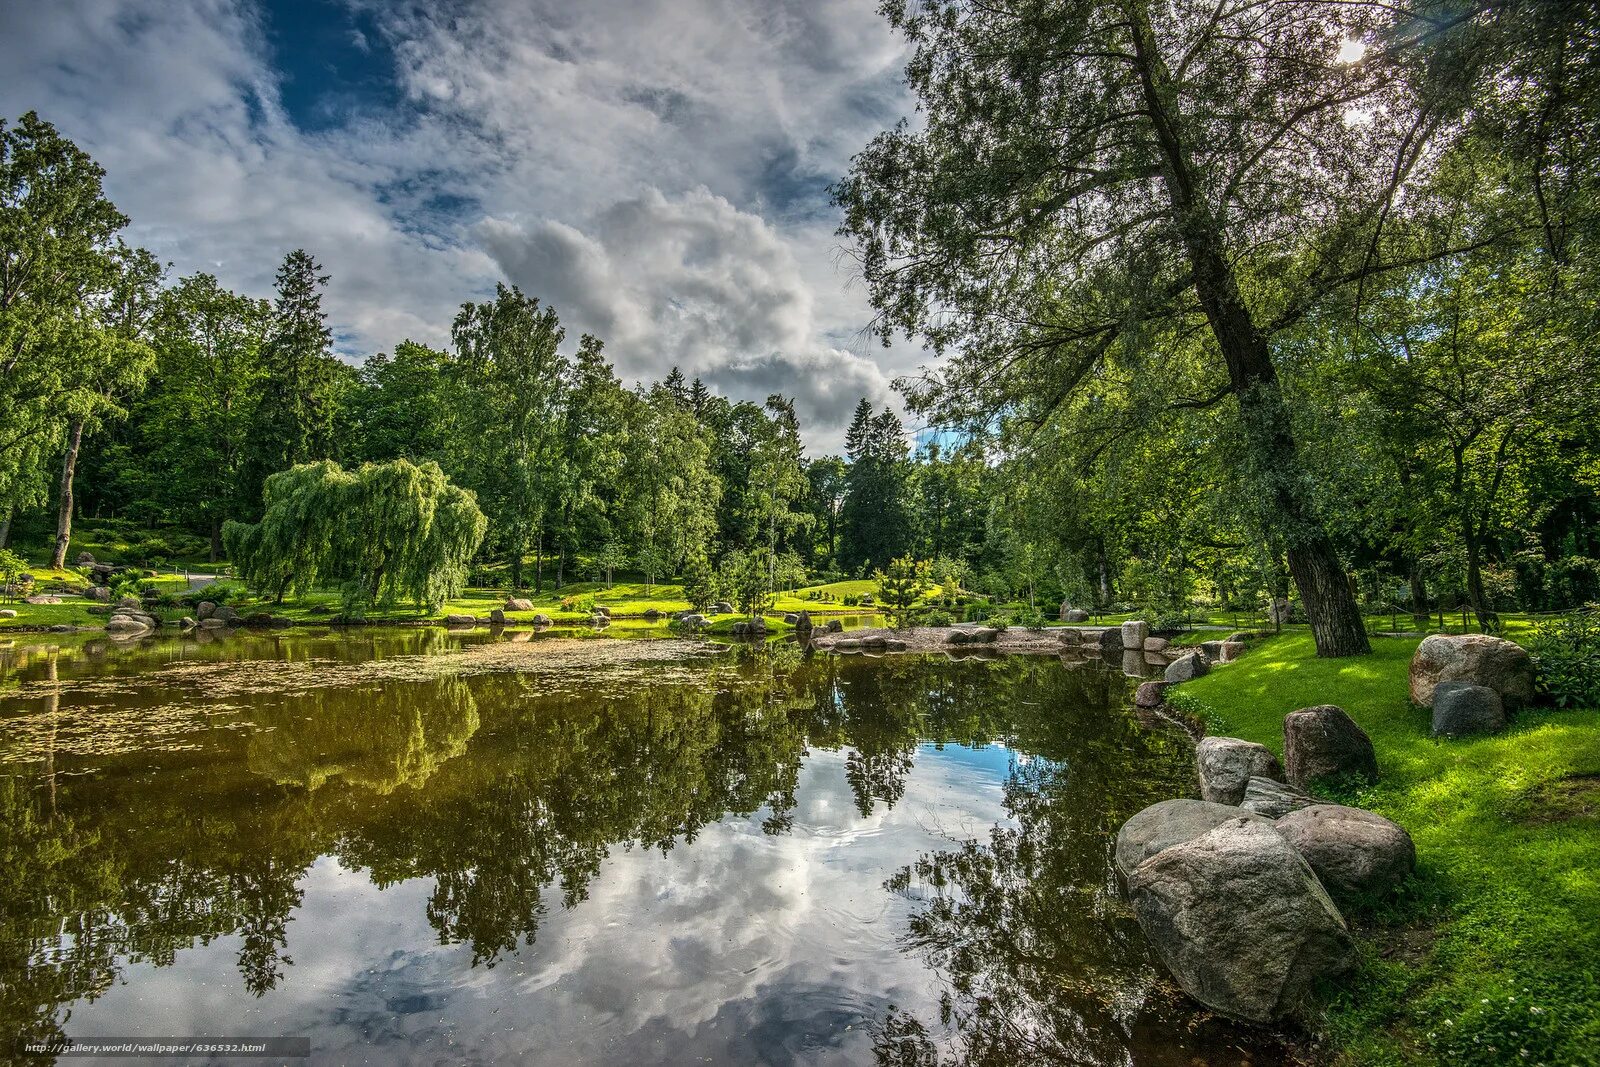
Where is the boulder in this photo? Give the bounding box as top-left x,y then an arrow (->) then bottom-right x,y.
677,613 -> 706,628
0,609 -> 16,619
793,611 -> 813,631
444,614 -> 476,627
115,596 -> 142,611
884,638 -> 907,652
833,639 -> 862,653
1409,633 -> 1535,709
199,618 -> 228,630
1057,627 -> 1083,646
1121,619 -> 1149,649
643,608 -> 662,620
861,634 -> 889,650
1275,804 -> 1416,901
1063,608 -> 1091,623
25,595 -> 62,605
1430,681 -> 1505,737
1096,627 -> 1124,655
595,605 -> 610,617
488,608 -> 506,625
1164,650 -> 1210,684
1134,680 -> 1169,708
1196,737 -> 1285,805
859,594 -> 875,606
711,601 -> 734,615
1145,636 -> 1169,653
532,613 -> 553,626
180,617 -> 197,630
783,612 -> 799,624
1283,705 -> 1378,790
196,600 -> 216,620
1267,598 -> 1296,625
505,597 -> 534,612
211,605 -> 239,624
1220,641 -> 1244,662
1240,776 -> 1317,819
1114,799 -> 1272,883
86,585 -> 111,603
75,552 -> 95,565
1127,818 -> 1354,1023
825,619 -> 844,633
106,614 -> 153,634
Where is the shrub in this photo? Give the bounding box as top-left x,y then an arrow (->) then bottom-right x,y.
1528,610 -> 1600,708
923,609 -> 954,628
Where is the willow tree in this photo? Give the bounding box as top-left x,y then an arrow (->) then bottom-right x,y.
225,459 -> 486,615
834,0 -> 1512,655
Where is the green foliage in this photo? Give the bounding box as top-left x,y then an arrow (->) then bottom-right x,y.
226,459 -> 486,615
1528,611 -> 1600,709
680,551 -> 719,613
720,547 -> 774,619
0,548 -> 26,601
875,555 -> 930,628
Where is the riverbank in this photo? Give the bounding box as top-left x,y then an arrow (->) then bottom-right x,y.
1170,633 -> 1600,1066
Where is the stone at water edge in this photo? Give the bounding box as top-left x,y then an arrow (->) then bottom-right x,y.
793,611 -> 813,631
1283,705 -> 1378,790
1133,680 -> 1169,708
1121,649 -> 1147,676
1114,798 -> 1273,883
1275,804 -> 1416,902
825,619 -> 843,633
1127,818 -> 1354,1023
1096,627 -> 1124,655
1431,681 -> 1505,737
643,608 -> 662,620
532,613 -> 553,626
1145,636 -> 1170,652
1164,650 -> 1210,684
1121,619 -> 1149,649
488,608 -> 506,625
196,600 -> 216,620
1240,777 -> 1317,819
444,614 -> 476,627
1196,737 -> 1285,805
1063,607 -> 1090,623
783,612 -> 799,624
1409,632 -> 1534,709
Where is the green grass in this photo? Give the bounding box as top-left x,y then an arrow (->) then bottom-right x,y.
1174,633 -> 1600,1066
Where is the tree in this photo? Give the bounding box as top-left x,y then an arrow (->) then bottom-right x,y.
876,555 -> 930,628
841,400 -> 913,572
721,547 -> 774,619
244,250 -> 342,502
450,284 -> 569,591
833,1 -> 1509,655
747,395 -> 812,585
619,385 -> 720,586
806,456 -> 848,568
0,112 -> 159,565
224,459 -> 486,614
550,335 -> 628,587
352,340 -> 453,464
681,549 -> 720,612
137,274 -> 269,559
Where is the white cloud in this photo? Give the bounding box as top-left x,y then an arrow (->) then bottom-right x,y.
0,0 -> 921,450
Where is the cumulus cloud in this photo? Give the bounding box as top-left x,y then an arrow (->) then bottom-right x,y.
479,189 -> 896,438
0,0 -> 921,449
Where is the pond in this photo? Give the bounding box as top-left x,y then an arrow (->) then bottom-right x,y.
0,630 -> 1295,1065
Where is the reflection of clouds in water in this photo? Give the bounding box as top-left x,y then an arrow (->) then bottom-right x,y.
66,747 -> 1014,1065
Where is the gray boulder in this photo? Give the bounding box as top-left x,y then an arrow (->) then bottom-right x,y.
643,608 -> 661,620
115,596 -> 142,612
0,609 -> 16,619
488,608 -> 506,625
1240,776 -> 1317,819
676,613 -> 706,628
711,601 -> 734,615
825,619 -> 843,633
196,600 -> 216,620
595,605 -> 611,617
1409,632 -> 1535,709
1145,636 -> 1169,652
505,597 -> 534,612
1127,818 -> 1354,1023
106,614 -> 154,635
1063,607 -> 1090,623
1283,705 -> 1378,790
783,612 -> 799,624
1267,598 -> 1296,625
1121,619 -> 1149,649
1114,799 -> 1271,883
211,604 -> 239,624
1275,804 -> 1416,901
1164,650 -> 1210,684
86,585 -> 111,603
444,614 -> 476,626
1096,627 -> 1124,655
532,613 -> 553,626
1196,737 -> 1285,805
1134,680 -> 1169,708
1431,681 -> 1505,737
793,610 -> 813,631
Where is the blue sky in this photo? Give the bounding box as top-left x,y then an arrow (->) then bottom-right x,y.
0,0 -> 921,449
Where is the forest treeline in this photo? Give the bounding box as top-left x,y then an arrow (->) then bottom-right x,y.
4,1 -> 1600,637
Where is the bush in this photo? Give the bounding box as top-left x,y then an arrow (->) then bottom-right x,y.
923,609 -> 954,627
1528,610 -> 1600,708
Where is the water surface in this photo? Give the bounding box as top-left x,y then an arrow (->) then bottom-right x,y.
0,630 -> 1291,1064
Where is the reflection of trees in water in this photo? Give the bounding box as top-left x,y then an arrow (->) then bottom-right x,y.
1,647 -> 1197,1059
246,675 -> 480,793
869,671 -> 1270,1067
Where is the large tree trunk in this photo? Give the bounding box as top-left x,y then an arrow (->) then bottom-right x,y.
0,503 -> 11,549
50,418 -> 84,570
210,519 -> 223,564
1131,7 -> 1368,657
1409,560 -> 1430,626
1462,516 -> 1500,633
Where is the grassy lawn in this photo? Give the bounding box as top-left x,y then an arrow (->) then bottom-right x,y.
1173,633 -> 1600,1066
